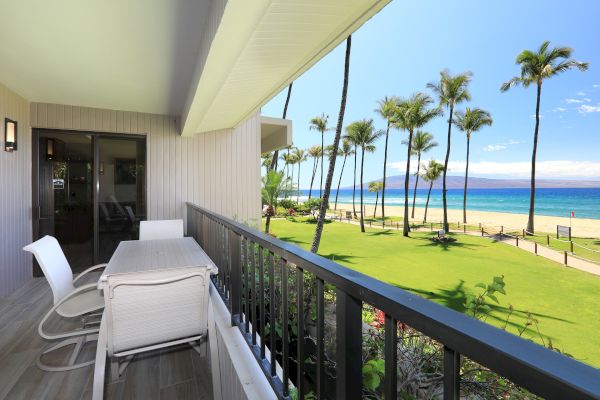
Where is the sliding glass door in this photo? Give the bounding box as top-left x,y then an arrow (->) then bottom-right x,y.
33,130 -> 146,272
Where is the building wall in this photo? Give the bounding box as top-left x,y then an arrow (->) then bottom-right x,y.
0,83 -> 32,297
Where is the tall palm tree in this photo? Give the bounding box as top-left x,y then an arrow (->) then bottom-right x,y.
309,114 -> 330,198
334,139 -> 354,210
453,107 -> 493,223
368,181 -> 384,218
501,41 -> 588,233
311,36 -> 352,253
345,119 -> 381,233
291,148 -> 307,203
428,70 -> 472,232
269,83 -> 293,172
394,93 -> 442,236
402,130 -> 437,219
307,145 -> 322,200
421,160 -> 444,223
375,96 -> 400,221
344,128 -> 360,218
262,170 -> 288,234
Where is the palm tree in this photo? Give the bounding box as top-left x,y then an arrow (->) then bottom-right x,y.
307,145 -> 322,200
262,170 -> 289,234
375,96 -> 400,221
269,83 -> 293,172
453,107 -> 493,223
334,139 -> 354,210
394,93 -> 442,236
368,181 -> 384,218
309,114 -> 330,198
428,70 -> 472,232
292,148 -> 307,203
501,41 -> 588,233
344,128 -> 360,218
345,119 -> 381,233
421,160 -> 444,223
402,130 -> 437,219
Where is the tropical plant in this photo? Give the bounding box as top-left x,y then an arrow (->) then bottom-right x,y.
375,96 -> 400,221
402,130 -> 437,219
291,147 -> 307,203
345,119 -> 381,232
453,107 -> 493,223
421,160 -> 444,223
394,93 -> 442,236
501,41 -> 588,233
334,139 -> 354,210
309,113 -> 330,198
307,145 -> 322,200
428,70 -> 472,232
262,170 -> 289,234
269,83 -> 293,172
261,152 -> 273,170
368,181 -> 384,218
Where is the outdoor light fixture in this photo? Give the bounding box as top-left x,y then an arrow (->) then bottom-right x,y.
4,118 -> 17,152
46,138 -> 55,160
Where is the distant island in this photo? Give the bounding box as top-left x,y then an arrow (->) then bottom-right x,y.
342,175 -> 600,190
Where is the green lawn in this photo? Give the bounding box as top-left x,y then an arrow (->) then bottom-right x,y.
268,217 -> 600,368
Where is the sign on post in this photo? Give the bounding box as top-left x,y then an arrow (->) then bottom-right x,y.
557,225 -> 571,241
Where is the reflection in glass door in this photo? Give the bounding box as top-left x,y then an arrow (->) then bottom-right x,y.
33,130 -> 146,272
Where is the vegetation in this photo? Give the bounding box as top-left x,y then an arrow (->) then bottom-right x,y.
309,114 -> 330,198
374,96 -> 400,221
268,83 -> 293,172
261,170 -> 289,233
368,181 -> 384,218
333,139 -> 354,210
403,130 -> 438,219
501,40 -> 589,233
307,145 -> 322,200
421,160 -> 445,223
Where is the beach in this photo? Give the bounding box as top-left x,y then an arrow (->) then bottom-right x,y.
334,203 -> 600,238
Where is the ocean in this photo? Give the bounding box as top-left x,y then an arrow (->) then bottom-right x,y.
297,188 -> 600,220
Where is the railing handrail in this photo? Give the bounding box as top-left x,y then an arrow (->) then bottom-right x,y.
186,202 -> 600,399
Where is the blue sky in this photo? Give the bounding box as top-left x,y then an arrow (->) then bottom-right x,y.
262,0 -> 600,189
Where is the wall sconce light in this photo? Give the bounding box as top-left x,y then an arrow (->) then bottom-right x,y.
46,138 -> 55,160
4,118 -> 17,152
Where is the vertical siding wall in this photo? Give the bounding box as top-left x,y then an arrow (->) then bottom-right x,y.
0,84 -> 32,297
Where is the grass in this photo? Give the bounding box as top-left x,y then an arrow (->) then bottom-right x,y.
267,217 -> 600,368
524,234 -> 600,264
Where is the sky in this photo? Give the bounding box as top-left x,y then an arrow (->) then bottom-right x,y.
261,0 -> 600,189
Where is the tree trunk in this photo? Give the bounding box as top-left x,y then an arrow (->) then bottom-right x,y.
311,36 -> 351,253
463,134 -> 470,224
352,145 -> 357,218
527,82 -> 542,234
381,122 -> 390,221
265,214 -> 271,234
269,83 -> 293,172
424,181 -> 433,223
373,191 -> 379,218
403,129 -> 413,236
360,146 -> 366,233
334,154 -> 347,210
411,153 -> 421,219
297,162 -> 301,203
320,132 -> 324,198
442,103 -> 454,232
309,158 -> 318,200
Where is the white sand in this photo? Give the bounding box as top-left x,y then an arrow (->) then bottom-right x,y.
335,203 -> 600,238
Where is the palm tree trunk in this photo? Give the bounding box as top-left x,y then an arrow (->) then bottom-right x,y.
424,181 -> 433,223
352,145 -> 357,218
309,158 -> 318,200
334,154 -> 347,210
320,132 -> 324,198
311,36 -> 351,253
527,82 -> 541,234
269,83 -> 293,172
373,191 -> 379,218
463,134 -> 471,223
411,153 -> 421,219
360,146 -> 366,233
297,162 -> 301,203
403,130 -> 414,236
381,123 -> 390,221
265,214 -> 271,233
442,103 -> 454,232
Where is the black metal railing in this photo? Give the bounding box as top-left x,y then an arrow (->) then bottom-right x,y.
186,202 -> 600,400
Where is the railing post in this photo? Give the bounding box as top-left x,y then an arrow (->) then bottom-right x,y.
443,346 -> 460,400
570,241 -> 574,253
547,234 -> 550,246
336,289 -> 362,400
535,242 -> 538,255
564,251 -> 568,266
229,230 -> 242,326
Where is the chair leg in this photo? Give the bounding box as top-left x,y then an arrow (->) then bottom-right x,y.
37,333 -> 99,372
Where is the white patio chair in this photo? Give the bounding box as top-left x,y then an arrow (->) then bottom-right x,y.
23,235 -> 106,371
139,219 -> 184,240
92,266 -> 211,400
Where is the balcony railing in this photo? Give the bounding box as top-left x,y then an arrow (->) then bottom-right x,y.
186,202 -> 600,400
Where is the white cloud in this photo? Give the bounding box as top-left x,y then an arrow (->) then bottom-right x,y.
552,107 -> 567,112
578,104 -> 600,113
483,144 -> 507,152
576,91 -> 586,96
507,140 -> 520,145
529,114 -> 544,119
592,84 -> 600,88
390,160 -> 600,178
565,98 -> 591,104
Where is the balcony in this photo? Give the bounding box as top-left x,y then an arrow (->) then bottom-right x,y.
1,203 -> 600,399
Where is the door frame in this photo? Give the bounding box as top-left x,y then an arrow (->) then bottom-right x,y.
32,128 -> 147,275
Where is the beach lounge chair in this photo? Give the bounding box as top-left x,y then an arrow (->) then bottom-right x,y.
23,236 -> 106,371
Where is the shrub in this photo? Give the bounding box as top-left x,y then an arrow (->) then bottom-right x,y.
278,199 -> 298,210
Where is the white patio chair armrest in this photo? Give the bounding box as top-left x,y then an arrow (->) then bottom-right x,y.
92,314 -> 108,400
73,263 -> 107,285
39,283 -> 102,340
108,272 -> 204,299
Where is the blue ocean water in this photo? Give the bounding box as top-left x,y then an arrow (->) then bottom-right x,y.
298,188 -> 600,220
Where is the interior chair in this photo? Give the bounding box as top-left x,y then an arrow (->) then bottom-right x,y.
92,266 -> 211,400
139,219 -> 184,240
23,235 -> 106,371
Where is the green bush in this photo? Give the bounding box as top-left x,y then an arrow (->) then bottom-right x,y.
303,198 -> 322,210
278,199 -> 298,210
